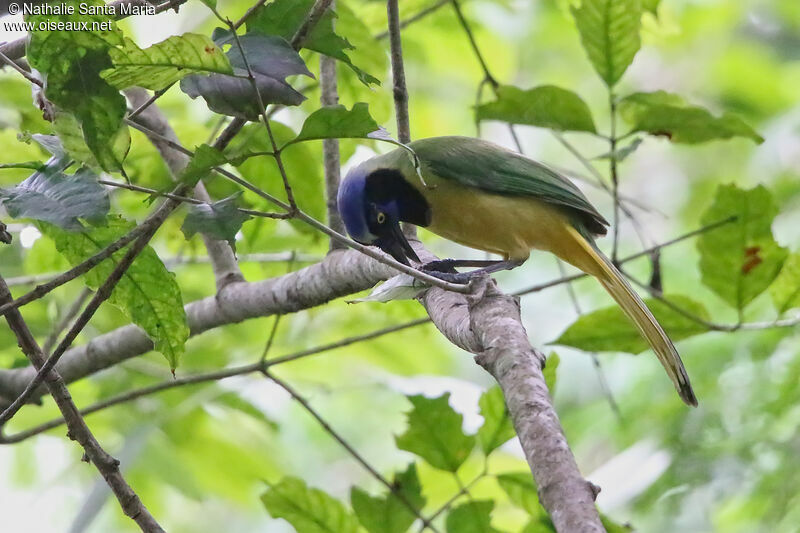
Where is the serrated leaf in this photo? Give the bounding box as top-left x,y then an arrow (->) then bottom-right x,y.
181,192 -> 251,248
180,32 -> 312,119
261,476 -> 360,533
571,0 -> 642,87
289,103 -> 383,145
101,34 -> 232,90
179,144 -> 228,186
349,274 -> 428,303
619,91 -> 764,144
351,463 -> 425,533
395,394 -> 475,472
445,501 -> 501,533
698,185 -> 787,309
770,254 -> 800,314
476,386 -> 516,454
554,294 -> 710,353
0,160 -> 108,230
476,85 -> 596,133
543,352 -> 560,393
248,0 -> 379,86
25,0 -> 128,171
39,216 -> 188,369
497,472 -> 542,516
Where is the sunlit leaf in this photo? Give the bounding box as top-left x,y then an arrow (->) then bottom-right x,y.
476,85 -> 596,133
619,91 -> 764,144
543,352 -> 560,393
476,386 -> 516,454
261,476 -> 360,533
39,216 -> 188,369
179,144 -> 228,186
289,103 -> 383,145
554,295 -> 710,353
351,463 -> 425,533
698,185 -> 787,309
571,0 -> 642,87
181,192 -> 251,248
248,0 -> 379,86
0,159 -> 108,230
496,472 -> 542,516
445,501 -> 501,533
101,34 -> 233,90
770,254 -> 800,314
395,394 -> 475,472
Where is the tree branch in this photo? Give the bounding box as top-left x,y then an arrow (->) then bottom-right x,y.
0,275 -> 165,533
320,46 -> 346,249
387,0 -> 411,144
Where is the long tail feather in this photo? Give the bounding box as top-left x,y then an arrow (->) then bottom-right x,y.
563,227 -> 698,406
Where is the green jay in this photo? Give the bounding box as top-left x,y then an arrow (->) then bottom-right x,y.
337,136 -> 696,406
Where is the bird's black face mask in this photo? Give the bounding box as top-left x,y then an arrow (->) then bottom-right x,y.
366,203 -> 420,265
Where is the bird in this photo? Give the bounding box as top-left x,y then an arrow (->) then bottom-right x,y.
337,136 -> 697,406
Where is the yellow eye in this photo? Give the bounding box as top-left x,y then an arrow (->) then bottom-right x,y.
376,212 -> 386,224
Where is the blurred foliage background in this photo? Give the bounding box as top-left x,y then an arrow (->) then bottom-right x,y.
1,0 -> 799,532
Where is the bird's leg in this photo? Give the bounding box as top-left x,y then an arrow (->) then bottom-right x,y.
420,259 -> 503,273
421,259 -> 525,284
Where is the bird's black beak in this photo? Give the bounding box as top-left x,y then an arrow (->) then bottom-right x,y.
376,223 -> 420,265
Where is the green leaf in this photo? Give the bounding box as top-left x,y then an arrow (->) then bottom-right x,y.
51,111 -> 130,170
181,192 -> 251,248
698,185 -> 787,309
289,103 -> 384,145
179,144 -> 228,186
476,85 -> 596,133
543,352 -> 560,393
395,394 -> 475,472
0,159 -> 109,230
351,464 -> 425,533
595,137 -> 643,162
642,0 -> 660,15
496,472 -> 542,517
101,34 -> 232,90
554,295 -> 711,353
25,0 -> 129,171
619,91 -> 764,144
261,476 -> 360,533
248,0 -> 379,86
39,216 -> 189,369
571,0 -> 642,87
445,501 -> 501,533
770,254 -> 800,314
180,31 -> 312,120
522,519 -> 556,533
476,386 -> 516,454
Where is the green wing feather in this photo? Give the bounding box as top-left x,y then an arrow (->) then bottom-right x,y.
408,136 -> 609,235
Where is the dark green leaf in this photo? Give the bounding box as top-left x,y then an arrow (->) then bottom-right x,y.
770,254 -> 800,314
180,32 -> 312,119
476,386 -> 516,454
445,501 -> 501,533
248,0 -> 379,86
476,85 -> 596,133
619,91 -> 764,144
101,34 -> 232,90
0,160 -> 108,230
554,295 -> 711,353
522,519 -> 556,533
289,103 -> 383,145
496,472 -> 542,517
351,463 -> 425,533
39,216 -> 188,369
698,185 -> 787,309
395,394 -> 475,472
179,144 -> 228,186
543,352 -> 560,393
25,0 -> 129,171
261,476 -> 360,533
181,193 -> 251,248
571,0 -> 642,87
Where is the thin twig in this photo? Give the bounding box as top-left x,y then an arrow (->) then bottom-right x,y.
375,0 -> 450,39
608,92 -> 621,264
387,0 -> 411,144
0,50 -> 42,86
265,371 -> 439,532
42,288 -> 91,355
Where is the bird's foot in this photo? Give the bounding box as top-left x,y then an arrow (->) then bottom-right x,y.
422,269 -> 473,284
420,259 -> 458,274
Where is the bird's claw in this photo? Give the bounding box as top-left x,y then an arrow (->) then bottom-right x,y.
421,269 -> 473,285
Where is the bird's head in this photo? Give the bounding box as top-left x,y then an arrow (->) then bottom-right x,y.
338,165 -> 430,265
